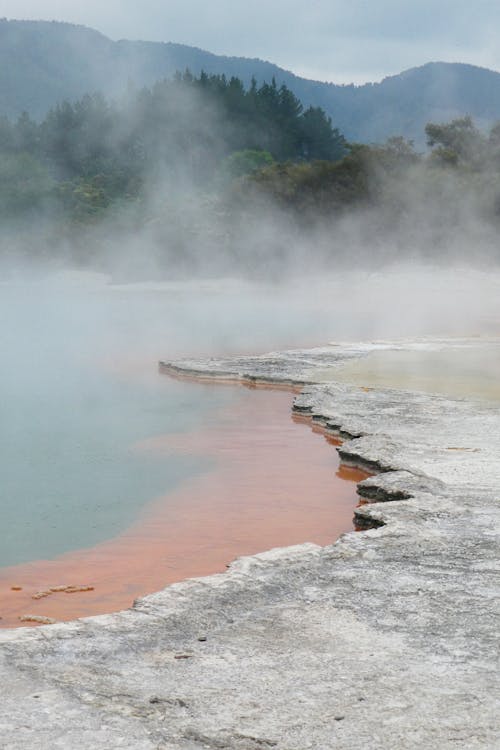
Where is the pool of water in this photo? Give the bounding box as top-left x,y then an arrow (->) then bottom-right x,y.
331,343 -> 500,403
1,267 -> 499,572
0,387 -> 369,627
0,275 -> 355,569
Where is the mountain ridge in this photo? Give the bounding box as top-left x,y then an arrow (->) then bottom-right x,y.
2,19 -> 500,144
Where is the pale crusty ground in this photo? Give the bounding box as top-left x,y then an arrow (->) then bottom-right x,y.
1,338 -> 499,749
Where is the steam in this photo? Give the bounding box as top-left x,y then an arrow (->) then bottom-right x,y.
2,17 -> 500,591
2,262 -> 499,567
0,66 -> 499,334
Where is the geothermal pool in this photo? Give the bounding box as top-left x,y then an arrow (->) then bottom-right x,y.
0,384 -> 368,627
0,275 -> 356,571
0,275 -> 369,626
1,269 -> 499,627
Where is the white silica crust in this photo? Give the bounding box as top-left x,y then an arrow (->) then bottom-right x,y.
1,338 -> 499,749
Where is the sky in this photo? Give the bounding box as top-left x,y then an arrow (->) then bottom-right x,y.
0,0 -> 499,83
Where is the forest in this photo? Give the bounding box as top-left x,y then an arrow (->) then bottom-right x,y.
0,71 -> 345,224
1,71 -> 500,274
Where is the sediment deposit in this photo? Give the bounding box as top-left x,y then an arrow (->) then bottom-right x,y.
1,338 -> 499,749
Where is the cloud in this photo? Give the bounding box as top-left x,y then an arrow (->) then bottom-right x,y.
1,0 -> 500,82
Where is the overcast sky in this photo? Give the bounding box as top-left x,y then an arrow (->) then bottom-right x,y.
0,0 -> 499,83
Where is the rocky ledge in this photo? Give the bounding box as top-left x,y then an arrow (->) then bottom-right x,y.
1,339 -> 499,749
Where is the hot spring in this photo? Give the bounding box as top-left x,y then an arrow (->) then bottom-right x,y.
1,267 -> 499,626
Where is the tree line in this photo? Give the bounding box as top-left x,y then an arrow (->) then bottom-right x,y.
1,69 -> 500,272
0,71 -> 346,225
238,117 -> 500,219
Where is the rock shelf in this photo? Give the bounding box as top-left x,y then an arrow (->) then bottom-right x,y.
1,338 -> 499,749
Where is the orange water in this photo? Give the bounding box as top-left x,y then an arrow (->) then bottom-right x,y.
0,386 -> 367,628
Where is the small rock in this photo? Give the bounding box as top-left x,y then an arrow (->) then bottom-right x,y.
174,654 -> 194,660
334,716 -> 345,722
10,586 -> 22,591
64,585 -> 94,594
197,636 -> 207,642
19,615 -> 57,625
32,585 -> 95,600
32,590 -> 51,600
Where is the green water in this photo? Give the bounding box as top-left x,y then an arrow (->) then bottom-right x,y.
2,270 -> 498,568
0,369 -> 223,567
0,276 -> 345,568
331,345 -> 500,402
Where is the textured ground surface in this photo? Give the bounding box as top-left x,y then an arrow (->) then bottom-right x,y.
1,338 -> 499,749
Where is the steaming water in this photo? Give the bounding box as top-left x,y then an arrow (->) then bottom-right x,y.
0,290 -> 228,568
1,267 -> 499,569
0,274 -> 350,569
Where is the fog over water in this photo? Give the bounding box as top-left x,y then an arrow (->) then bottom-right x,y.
1,266 -> 499,568
1,62 -> 500,564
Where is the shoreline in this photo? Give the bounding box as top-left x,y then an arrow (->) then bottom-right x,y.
0,384 -> 366,629
1,337 -> 499,749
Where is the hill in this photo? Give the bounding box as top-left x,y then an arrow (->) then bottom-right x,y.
2,19 -> 500,144
326,63 -> 500,144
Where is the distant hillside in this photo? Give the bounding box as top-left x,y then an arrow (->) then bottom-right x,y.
2,19 -> 500,144
326,63 -> 500,144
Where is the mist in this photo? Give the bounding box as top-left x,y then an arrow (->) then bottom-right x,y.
2,70 -> 500,285
3,68 -> 499,572
1,14 -> 499,750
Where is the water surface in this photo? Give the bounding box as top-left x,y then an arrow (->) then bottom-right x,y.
0,275 -> 356,569
1,268 -> 498,572
0,387 -> 368,627
331,344 -> 500,403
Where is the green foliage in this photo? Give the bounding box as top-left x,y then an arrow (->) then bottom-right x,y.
0,152 -> 54,217
299,107 -> 346,161
41,94 -> 115,178
235,151 -> 371,217
222,150 -> 274,179
425,117 -> 485,168
4,67 -> 500,269
235,138 -> 420,217
233,119 -> 500,232
0,71 -> 346,225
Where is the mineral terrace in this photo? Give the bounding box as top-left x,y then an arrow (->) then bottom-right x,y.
1,338 -> 499,749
